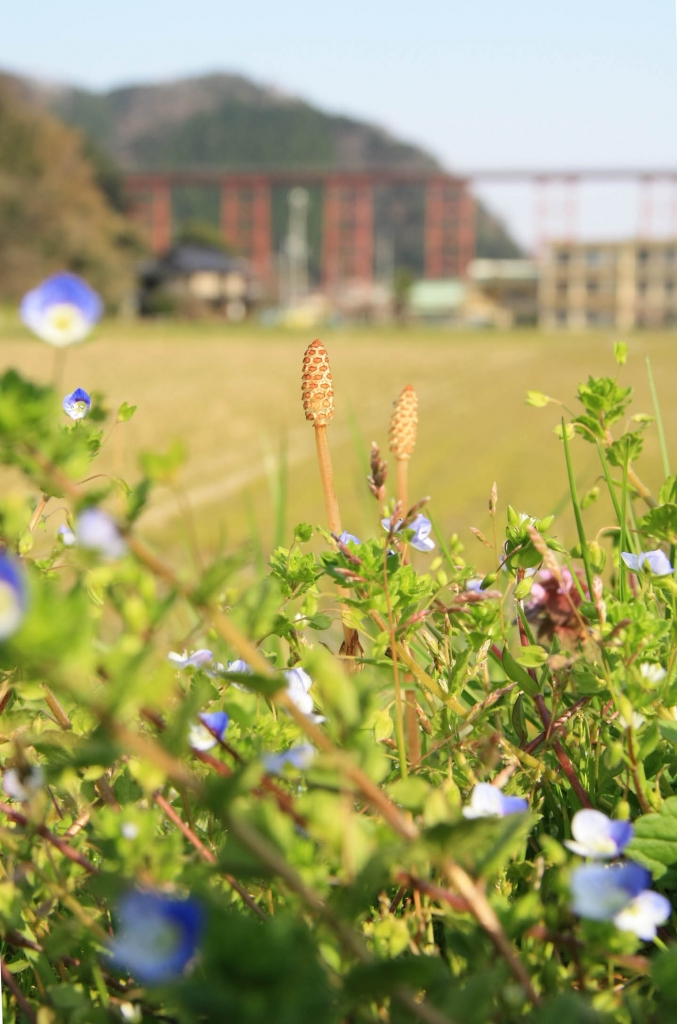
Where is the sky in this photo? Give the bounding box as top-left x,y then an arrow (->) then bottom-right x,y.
2,0 -> 677,248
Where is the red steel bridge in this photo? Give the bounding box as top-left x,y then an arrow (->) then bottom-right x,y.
124,168 -> 677,283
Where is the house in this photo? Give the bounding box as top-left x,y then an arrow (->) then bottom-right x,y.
138,244 -> 257,319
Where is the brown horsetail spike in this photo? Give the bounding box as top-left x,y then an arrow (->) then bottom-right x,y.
301,339 -> 361,666
389,384 -> 418,461
302,339 -> 334,426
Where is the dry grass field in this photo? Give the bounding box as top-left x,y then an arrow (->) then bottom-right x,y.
0,312 -> 674,575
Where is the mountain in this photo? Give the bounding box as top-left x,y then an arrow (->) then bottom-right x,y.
0,75 -> 141,304
10,71 -> 522,267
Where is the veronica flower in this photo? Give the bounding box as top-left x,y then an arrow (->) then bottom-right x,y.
121,821 -> 140,841
0,555 -> 27,641
462,782 -> 528,819
57,524 -> 76,547
263,744 -> 316,775
466,578 -> 484,593
381,514 -> 435,552
570,862 -> 670,939
3,765 -> 44,802
640,663 -> 667,684
565,809 -> 633,859
188,711 -> 229,751
21,271 -> 103,347
109,890 -> 204,985
62,388 -> 91,421
621,550 -> 673,577
284,667 -> 315,716
338,531 -> 361,546
226,659 -> 253,676
76,508 -> 127,559
168,649 -> 214,671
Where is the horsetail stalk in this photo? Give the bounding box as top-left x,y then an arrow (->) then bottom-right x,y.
301,339 -> 360,659
389,384 -> 421,762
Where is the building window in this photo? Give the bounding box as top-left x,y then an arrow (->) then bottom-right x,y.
667,280 -> 676,293
666,249 -> 677,263
638,281 -> 648,295
587,279 -> 599,293
557,251 -> 570,265
586,250 -> 602,267
638,249 -> 650,264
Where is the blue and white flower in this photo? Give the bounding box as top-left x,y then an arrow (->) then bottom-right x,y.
565,809 -> 633,859
284,666 -> 315,716
57,524 -> 76,547
21,271 -> 103,347
381,514 -> 435,552
621,550 -> 673,577
226,659 -> 253,676
640,663 -> 667,684
263,744 -> 316,775
570,862 -> 670,939
3,765 -> 44,802
63,388 -> 91,421
188,711 -> 229,752
168,649 -> 215,671
462,782 -> 528,819
110,890 -> 204,984
0,554 -> 27,640
338,531 -> 361,546
76,508 -> 127,559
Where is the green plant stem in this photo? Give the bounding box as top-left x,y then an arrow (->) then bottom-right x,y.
620,456 -> 630,603
561,419 -> 595,598
646,356 -> 671,479
383,546 -> 408,779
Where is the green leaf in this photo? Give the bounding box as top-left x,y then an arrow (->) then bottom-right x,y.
554,423 -> 576,442
116,401 -> 137,423
139,439 -> 186,483
640,504 -> 677,544
614,341 -> 628,366
515,644 -> 548,669
387,776 -> 431,811
526,390 -> 551,408
625,796 -> 677,878
502,646 -> 540,696
307,613 -> 332,630
424,813 -> 535,877
293,522 -> 313,543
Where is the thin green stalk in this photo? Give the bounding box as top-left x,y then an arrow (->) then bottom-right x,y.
646,356 -> 671,479
595,439 -> 623,526
561,420 -> 594,598
620,455 -> 630,603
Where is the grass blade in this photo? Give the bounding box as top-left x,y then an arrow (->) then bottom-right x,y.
561,419 -> 595,599
646,355 -> 671,479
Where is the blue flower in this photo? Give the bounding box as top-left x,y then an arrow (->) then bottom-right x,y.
63,388 -> 91,421
570,862 -> 670,939
76,508 -> 127,559
381,514 -> 435,552
621,550 -> 673,576
188,711 -> 229,751
284,667 -> 314,716
57,524 -> 76,547
338,531 -> 361,546
462,782 -> 528,819
110,890 -> 204,985
21,271 -> 103,347
263,744 -> 316,774
0,554 -> 27,640
565,809 -> 633,859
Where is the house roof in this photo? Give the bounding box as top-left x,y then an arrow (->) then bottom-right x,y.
141,244 -> 248,281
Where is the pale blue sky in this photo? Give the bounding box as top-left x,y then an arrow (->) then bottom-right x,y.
3,1 -> 677,246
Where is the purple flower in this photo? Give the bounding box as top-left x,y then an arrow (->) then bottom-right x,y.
565,809 -> 633,859
570,861 -> 671,939
263,744 -> 316,774
21,271 -> 103,347
338,531 -> 361,546
462,782 -> 528,819
63,388 -> 91,421
621,550 -> 673,576
188,711 -> 229,752
0,554 -> 27,640
109,890 -> 204,984
76,508 -> 127,559
381,514 -> 435,552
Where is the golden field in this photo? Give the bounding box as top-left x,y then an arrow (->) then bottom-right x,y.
0,314 -> 674,575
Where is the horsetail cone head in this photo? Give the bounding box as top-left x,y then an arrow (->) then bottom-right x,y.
302,339 -> 334,426
389,384 -> 418,459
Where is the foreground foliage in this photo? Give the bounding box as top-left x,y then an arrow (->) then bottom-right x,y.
1,341 -> 677,1023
